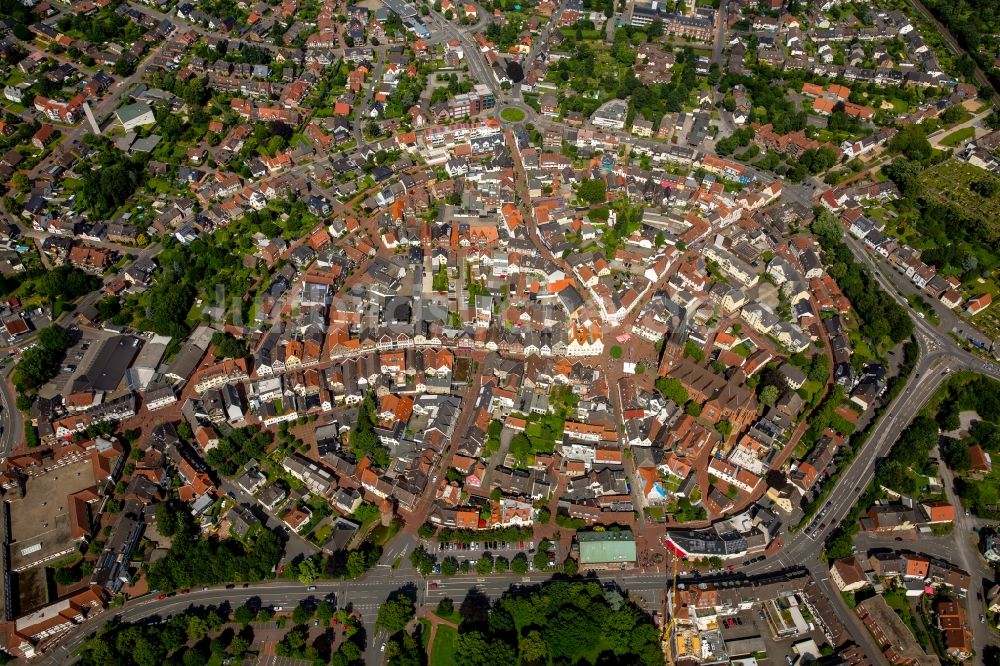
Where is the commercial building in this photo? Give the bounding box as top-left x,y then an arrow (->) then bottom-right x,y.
577,530 -> 637,568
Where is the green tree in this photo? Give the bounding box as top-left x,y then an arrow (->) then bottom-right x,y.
344,550 -> 373,578
521,629 -> 548,663
544,606 -> 600,660
377,595 -> 416,634
476,554 -> 494,574
889,124 -> 932,161
511,553 -> 529,574
316,600 -> 336,624
54,566 -> 83,586
683,340 -> 705,362
292,603 -> 312,625
533,547 -> 550,571
296,558 -> 319,585
456,631 -> 516,666
409,547 -> 435,575
437,598 -> 454,617
577,178 -> 607,205
38,325 -> 72,351
654,377 -> 689,404
210,332 -> 248,359
942,437 -> 972,471
234,603 -> 256,626
510,434 -> 531,463
186,615 -> 209,642
229,636 -> 249,659
759,384 -> 779,406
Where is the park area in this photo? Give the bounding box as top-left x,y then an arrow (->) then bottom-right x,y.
429,624 -> 460,665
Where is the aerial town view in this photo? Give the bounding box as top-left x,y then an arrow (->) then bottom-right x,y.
0,0 -> 998,662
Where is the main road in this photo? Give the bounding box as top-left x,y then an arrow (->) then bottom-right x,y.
739,178 -> 1000,660
38,565 -> 675,665
0,364 -> 20,456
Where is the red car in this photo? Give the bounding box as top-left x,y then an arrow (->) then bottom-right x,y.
430,582 -> 439,590
157,594 -> 168,600
180,589 -> 190,595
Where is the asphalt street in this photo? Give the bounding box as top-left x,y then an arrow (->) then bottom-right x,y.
0,364 -> 21,456
36,566 -> 672,666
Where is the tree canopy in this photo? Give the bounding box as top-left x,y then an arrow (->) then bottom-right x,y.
442,580 -> 662,666
377,595 -> 416,634
13,324 -> 74,392
146,502 -> 282,591
812,211 -> 912,346
577,178 -> 607,205
76,149 -> 148,220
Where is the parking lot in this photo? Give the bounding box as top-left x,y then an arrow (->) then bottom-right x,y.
804,500 -> 834,540
718,608 -> 827,664
433,540 -> 536,556
430,539 -> 558,572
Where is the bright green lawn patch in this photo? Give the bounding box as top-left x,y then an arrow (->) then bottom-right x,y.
500,107 -> 526,122
939,126 -> 975,147
430,624 -> 459,665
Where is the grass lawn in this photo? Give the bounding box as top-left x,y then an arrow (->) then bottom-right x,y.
419,618 -> 431,649
429,624 -> 459,665
939,126 -> 975,147
802,379 -> 823,402
559,26 -> 602,39
311,523 -> 333,544
368,518 -> 402,546
644,506 -> 665,521
883,589 -> 929,648
433,608 -> 462,624
889,98 -> 909,112
499,107 -> 526,122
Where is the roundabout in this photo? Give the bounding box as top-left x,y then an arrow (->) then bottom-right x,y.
499,107 -> 527,123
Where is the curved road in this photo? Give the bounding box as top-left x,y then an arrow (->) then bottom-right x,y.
0,365 -> 21,456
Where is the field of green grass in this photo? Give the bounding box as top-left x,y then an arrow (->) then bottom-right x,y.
499,107 -> 526,122
938,126 -> 975,147
429,624 -> 459,665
